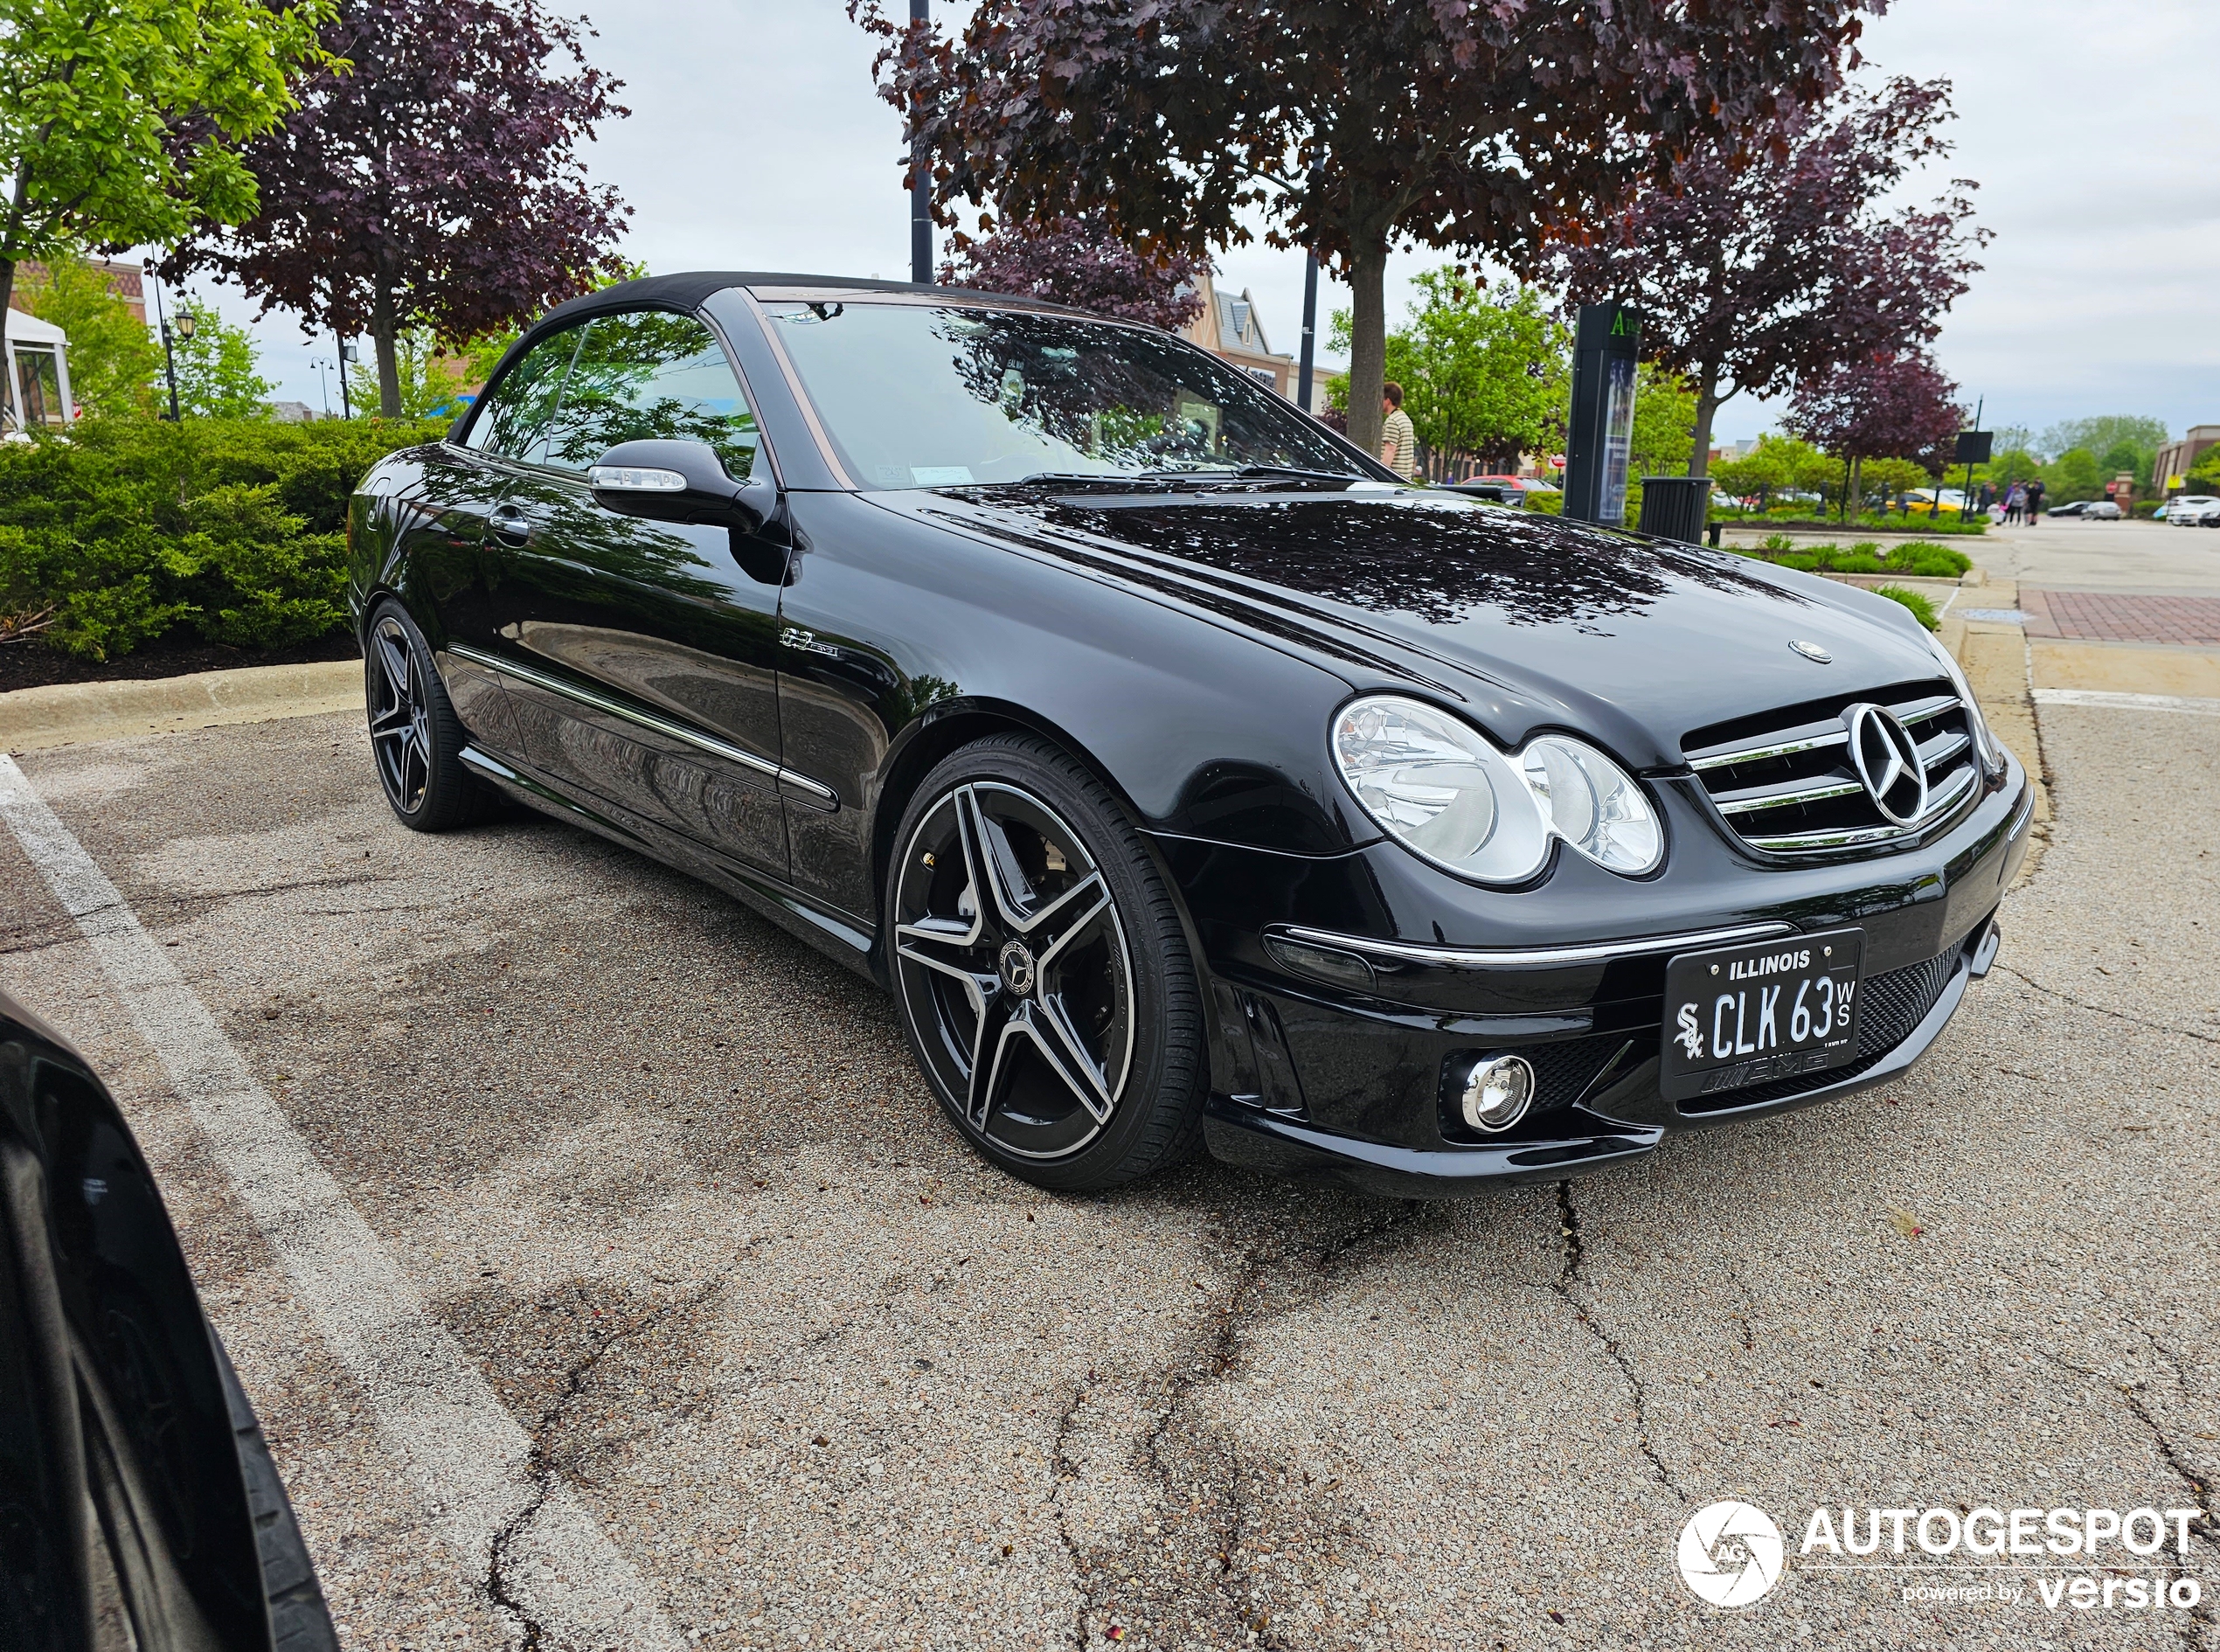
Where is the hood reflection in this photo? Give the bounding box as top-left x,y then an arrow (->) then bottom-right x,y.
968,489 -> 1801,635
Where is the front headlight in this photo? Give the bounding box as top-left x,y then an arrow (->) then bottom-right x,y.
1331,696 -> 1662,884
1925,634 -> 2003,771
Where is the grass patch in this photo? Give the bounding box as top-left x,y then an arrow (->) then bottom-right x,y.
1738,537 -> 1971,579
1871,585 -> 1940,630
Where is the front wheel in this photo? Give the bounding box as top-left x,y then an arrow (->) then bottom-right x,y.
364,600 -> 495,831
886,734 -> 1205,1191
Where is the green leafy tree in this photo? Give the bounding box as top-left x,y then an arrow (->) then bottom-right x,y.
1329,271 -> 1568,475
0,0 -> 332,324
1710,434 -> 1838,513
2038,416 -> 2165,474
1977,449 -> 2044,492
16,253 -> 161,417
170,297 -> 272,418
1629,364 -> 1699,479
1859,455 -> 1932,510
2043,448 -> 2105,506
2186,446 -> 2220,491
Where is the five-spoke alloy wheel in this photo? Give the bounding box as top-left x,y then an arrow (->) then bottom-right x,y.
889,736 -> 1204,1189
364,600 -> 492,831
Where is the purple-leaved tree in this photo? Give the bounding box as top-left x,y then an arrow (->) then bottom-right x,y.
850,0 -> 1879,458
940,215 -> 1204,332
1788,351 -> 1965,518
1545,77 -> 1987,476
169,0 -> 629,416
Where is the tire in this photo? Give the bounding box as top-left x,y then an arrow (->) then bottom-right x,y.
364,600 -> 495,831
886,733 -> 1205,1191
212,1329 -> 340,1651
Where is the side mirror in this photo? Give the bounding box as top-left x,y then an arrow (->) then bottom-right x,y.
589,438 -> 774,532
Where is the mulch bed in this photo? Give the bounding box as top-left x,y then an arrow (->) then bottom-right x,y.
0,629 -> 362,695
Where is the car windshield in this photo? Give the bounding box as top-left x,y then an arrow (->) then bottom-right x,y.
759,300 -> 1366,489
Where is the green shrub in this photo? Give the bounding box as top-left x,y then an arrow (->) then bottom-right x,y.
0,416 -> 445,660
1873,585 -> 1940,630
1731,537 -> 1972,580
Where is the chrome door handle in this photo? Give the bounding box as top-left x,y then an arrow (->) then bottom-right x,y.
489,505 -> 530,545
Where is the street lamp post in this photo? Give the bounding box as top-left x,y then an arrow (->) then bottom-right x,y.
145,261 -> 183,421
336,335 -> 356,420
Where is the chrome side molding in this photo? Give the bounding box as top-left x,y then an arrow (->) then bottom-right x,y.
1271,920 -> 1798,972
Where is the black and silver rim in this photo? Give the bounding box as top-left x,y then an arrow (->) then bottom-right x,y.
368,615 -> 433,815
893,782 -> 1135,1161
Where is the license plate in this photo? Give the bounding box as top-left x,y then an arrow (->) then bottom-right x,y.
1660,928 -> 1863,1101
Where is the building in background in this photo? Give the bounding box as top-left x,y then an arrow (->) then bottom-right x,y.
6,256 -> 146,325
3,309 -> 73,430
1180,272 -> 1297,400
2154,425 -> 2219,493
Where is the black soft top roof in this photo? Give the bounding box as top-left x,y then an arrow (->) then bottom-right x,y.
534,271 -> 1100,331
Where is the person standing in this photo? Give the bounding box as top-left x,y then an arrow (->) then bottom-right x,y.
1379,383 -> 1417,482
2024,476 -> 2045,522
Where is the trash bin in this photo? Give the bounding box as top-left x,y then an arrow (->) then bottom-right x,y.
1636,476 -> 1713,545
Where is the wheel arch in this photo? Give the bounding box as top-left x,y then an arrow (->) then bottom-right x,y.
864,700 -> 1226,1065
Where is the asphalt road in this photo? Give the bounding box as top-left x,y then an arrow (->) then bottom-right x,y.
1962,517 -> 2220,595
3,701 -> 2216,1651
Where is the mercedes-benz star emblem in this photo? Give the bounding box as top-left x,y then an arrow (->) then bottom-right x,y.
998,939 -> 1037,997
1842,702 -> 1928,824
1787,640 -> 1833,663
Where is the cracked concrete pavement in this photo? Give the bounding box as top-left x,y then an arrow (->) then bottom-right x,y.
2,692 -> 2216,1651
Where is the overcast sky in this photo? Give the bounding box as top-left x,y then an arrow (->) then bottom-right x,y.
198,0 -> 2217,448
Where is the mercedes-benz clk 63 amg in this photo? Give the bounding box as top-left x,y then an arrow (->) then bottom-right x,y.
344,273 -> 2032,1196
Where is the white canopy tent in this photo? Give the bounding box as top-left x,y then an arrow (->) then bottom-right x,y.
3,307 -> 75,432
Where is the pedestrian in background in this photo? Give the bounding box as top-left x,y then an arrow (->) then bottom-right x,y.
2025,476 -> 2046,522
2005,482 -> 2026,524
1379,383 -> 1417,481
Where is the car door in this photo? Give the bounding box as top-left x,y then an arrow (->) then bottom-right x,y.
474,308 -> 790,877
404,324 -> 587,761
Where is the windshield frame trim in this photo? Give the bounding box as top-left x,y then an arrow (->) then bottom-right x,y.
733,288 -> 859,490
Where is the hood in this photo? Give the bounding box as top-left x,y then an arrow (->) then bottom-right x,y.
914,487 -> 1946,768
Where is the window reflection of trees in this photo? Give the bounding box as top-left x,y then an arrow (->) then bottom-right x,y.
539,311 -> 760,476
933,311 -> 1342,475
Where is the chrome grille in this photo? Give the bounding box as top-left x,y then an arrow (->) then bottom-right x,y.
1684,679 -> 1981,852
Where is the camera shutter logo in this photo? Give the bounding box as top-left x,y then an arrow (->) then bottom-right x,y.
1677,1500 -> 1786,1607
1842,702 -> 1928,825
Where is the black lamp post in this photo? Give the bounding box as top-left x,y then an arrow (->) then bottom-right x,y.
145,260 -> 184,421
336,335 -> 356,420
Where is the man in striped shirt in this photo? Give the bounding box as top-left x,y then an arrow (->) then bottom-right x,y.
1379,382 -> 1417,481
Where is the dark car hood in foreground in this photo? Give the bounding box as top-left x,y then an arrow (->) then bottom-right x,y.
920,488 -> 1945,767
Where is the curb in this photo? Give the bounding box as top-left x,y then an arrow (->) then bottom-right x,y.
0,659 -> 364,754
1939,579 -> 2050,890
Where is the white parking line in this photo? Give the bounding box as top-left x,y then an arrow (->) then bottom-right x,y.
0,753 -> 682,1650
2033,688 -> 2220,717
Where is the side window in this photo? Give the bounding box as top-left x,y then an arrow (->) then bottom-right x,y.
463,326 -> 585,462
534,311 -> 760,478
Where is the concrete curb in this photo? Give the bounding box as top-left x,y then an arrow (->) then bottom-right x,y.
1939,579 -> 2050,890
0,658 -> 364,753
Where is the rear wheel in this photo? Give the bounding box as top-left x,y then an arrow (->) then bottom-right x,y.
887,734 -> 1205,1191
364,600 -> 493,831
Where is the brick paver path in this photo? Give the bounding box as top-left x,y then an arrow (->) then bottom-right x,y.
2020,588 -> 2220,646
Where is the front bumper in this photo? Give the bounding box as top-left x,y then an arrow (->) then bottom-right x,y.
1169,753 -> 2034,1197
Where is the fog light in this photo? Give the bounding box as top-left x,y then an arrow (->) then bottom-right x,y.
1460,1055 -> 1535,1133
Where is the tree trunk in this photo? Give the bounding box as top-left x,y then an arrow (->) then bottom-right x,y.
1849,455 -> 1864,522
0,258 -> 16,351
1344,240 -> 1388,461
371,268 -> 402,418
1688,364 -> 1724,477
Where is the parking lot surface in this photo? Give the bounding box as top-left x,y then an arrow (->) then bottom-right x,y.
3,700 -> 2216,1651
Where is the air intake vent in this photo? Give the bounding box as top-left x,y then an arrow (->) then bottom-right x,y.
1684,679 -> 1981,852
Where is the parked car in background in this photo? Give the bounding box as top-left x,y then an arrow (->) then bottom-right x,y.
1446,474 -> 1560,506
2046,500 -> 2093,517
2079,500 -> 2123,520
2166,495 -> 2220,526
0,993 -> 336,1649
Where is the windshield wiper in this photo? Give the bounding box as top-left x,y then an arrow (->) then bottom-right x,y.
1004,466 -> 1361,489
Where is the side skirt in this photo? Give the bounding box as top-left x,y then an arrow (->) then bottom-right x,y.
457,745 -> 879,983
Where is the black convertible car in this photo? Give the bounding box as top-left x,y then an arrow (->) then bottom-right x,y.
346,273 -> 2031,1196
